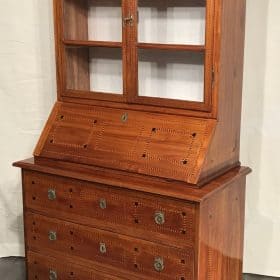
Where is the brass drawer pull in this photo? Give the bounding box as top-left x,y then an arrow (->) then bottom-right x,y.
48,189 -> 56,200
49,270 -> 57,280
154,211 -> 165,225
99,198 -> 107,209
48,231 -> 57,241
154,257 -> 164,272
99,242 -> 107,254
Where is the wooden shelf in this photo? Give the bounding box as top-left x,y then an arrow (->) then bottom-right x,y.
63,40 -> 122,48
137,43 -> 205,52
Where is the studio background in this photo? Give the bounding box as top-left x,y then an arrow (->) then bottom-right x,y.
0,0 -> 279,277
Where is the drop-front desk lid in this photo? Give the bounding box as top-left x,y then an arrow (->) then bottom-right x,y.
33,102 -> 217,185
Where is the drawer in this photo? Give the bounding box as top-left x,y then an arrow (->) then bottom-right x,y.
27,251 -> 123,280
23,170 -> 196,247
26,212 -> 194,280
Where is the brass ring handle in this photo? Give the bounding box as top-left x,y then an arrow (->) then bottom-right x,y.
100,242 -> 107,254
121,112 -> 128,123
154,211 -> 165,225
48,231 -> 57,241
49,270 -> 57,280
48,189 -> 56,201
99,198 -> 107,209
154,257 -> 164,272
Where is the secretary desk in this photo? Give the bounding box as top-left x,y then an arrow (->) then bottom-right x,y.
14,0 -> 251,279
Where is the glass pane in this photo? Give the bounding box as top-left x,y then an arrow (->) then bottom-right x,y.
65,46 -> 123,94
138,0 -> 206,45
89,48 -> 123,93
138,49 -> 204,102
64,0 -> 122,41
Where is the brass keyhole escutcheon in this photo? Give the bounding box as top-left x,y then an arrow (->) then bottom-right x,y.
100,242 -> 107,254
154,211 -> 165,225
121,113 -> 128,123
48,231 -> 57,241
48,189 -> 56,201
154,257 -> 164,272
49,270 -> 57,280
99,198 -> 107,210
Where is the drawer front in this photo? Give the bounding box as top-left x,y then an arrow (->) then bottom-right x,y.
26,212 -> 194,280
27,251 -> 122,280
24,170 -> 196,247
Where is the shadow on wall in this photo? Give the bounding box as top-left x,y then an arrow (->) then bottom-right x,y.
0,0 -> 57,257
241,0 -> 273,275
0,182 -> 25,255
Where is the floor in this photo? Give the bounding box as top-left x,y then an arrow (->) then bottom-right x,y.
0,257 -> 278,280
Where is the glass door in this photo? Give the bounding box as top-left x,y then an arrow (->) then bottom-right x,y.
57,0 -> 214,112
61,0 -> 125,100
133,0 -> 214,111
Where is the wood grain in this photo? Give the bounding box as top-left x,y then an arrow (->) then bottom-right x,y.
14,158 -> 251,203
18,164 -> 250,280
23,170 -> 196,248
197,175 -> 247,280
28,251 -> 123,280
26,212 -> 195,280
200,0 -> 247,180
63,0 -> 88,41
64,47 -> 90,91
33,102 -> 216,184
137,43 -> 206,52
63,39 -> 122,48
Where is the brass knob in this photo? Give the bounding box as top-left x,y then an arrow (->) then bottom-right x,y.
99,242 -> 107,254
48,189 -> 56,200
48,231 -> 57,241
154,257 -> 164,272
49,270 -> 57,280
99,198 -> 107,210
154,211 -> 165,225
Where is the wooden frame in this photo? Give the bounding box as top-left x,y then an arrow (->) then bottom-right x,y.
53,0 -> 216,115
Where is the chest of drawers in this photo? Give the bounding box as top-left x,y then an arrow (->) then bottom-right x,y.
14,159 -> 250,280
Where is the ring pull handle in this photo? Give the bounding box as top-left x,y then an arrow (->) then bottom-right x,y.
48,189 -> 56,201
154,257 -> 164,272
49,270 -> 57,280
154,211 -> 165,225
99,198 -> 107,210
99,242 -> 107,254
48,231 -> 57,241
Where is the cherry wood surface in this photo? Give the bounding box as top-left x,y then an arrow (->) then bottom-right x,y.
34,0 -> 248,186
200,0 -> 247,181
14,157 -> 251,203
197,175 -> 247,279
20,165 -> 249,280
64,39 -> 122,48
137,43 -> 206,52
28,251 -> 123,280
23,170 -> 196,249
33,102 -> 216,184
26,212 -> 194,280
